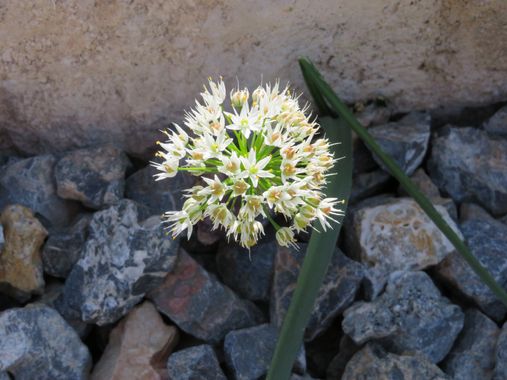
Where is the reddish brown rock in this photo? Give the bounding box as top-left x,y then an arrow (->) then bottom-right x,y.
148,249 -> 263,343
91,301 -> 178,380
0,204 -> 47,301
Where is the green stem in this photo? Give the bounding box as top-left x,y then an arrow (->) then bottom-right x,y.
264,206 -> 281,230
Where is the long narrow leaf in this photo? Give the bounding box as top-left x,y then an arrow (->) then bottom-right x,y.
299,57 -> 507,306
267,117 -> 353,380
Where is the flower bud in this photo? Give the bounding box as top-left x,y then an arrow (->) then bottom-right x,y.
276,227 -> 296,248
230,88 -> 249,108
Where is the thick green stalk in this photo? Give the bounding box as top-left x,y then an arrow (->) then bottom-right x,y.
298,57 -> 507,306
267,117 -> 352,380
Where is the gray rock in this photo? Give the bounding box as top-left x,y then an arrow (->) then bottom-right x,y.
55,145 -> 130,209
435,218 -> 507,321
342,343 -> 450,380
427,126 -> 507,216
33,281 -> 91,339
58,200 -> 178,325
350,170 -> 392,205
0,155 -> 78,227
494,322 -> 507,380
148,249 -> 263,343
0,305 -> 91,379
326,335 -> 361,380
42,214 -> 91,278
224,324 -> 305,380
484,105 -> 507,137
167,345 -> 226,380
271,245 -> 364,341
216,236 -> 276,302
125,165 -> 195,215
347,198 -> 460,282
459,202 -> 496,224
398,168 -> 457,221
368,112 -> 431,175
342,271 -> 464,363
354,102 -> 392,128
442,309 -> 499,380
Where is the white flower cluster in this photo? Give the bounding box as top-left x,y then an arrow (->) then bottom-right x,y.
153,78 -> 343,249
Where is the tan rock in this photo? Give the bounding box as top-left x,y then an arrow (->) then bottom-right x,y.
351,198 -> 462,272
0,204 -> 47,301
0,1 -> 506,157
91,301 -> 179,380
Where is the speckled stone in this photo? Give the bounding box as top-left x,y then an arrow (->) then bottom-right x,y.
368,112 -> 431,176
0,155 -> 78,227
216,236 -> 276,302
167,345 -> 226,380
0,305 -> 91,379
91,301 -> 179,380
342,271 -> 464,363
125,165 -> 195,216
348,198 -> 460,278
326,335 -> 361,380
442,309 -> 499,380
459,202 -> 496,223
350,169 -> 392,205
342,343 -> 450,380
55,145 -> 131,209
57,200 -> 178,325
224,324 -> 305,380
494,322 -> 507,380
42,213 -> 91,278
148,249 -> 263,343
398,168 -> 457,221
428,126 -> 507,216
484,105 -> 507,137
271,245 -> 364,341
0,205 -> 47,301
435,218 -> 507,321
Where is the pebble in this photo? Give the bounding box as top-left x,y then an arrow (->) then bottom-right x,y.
436,216 -> 507,321
224,323 -> 305,380
347,198 -> 460,284
91,301 -> 179,380
57,200 -> 178,325
342,271 -> 464,363
484,105 -> 507,137
55,145 -> 131,209
428,126 -> 507,216
442,309 -> 499,380
41,213 -> 91,278
0,205 -> 47,301
167,345 -> 226,380
148,249 -> 263,343
341,343 -> 450,380
125,165 -> 195,215
0,155 -> 78,227
368,112 -> 431,175
216,235 -> 276,302
0,305 -> 91,379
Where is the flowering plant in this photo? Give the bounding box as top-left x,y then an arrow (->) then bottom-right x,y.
153,78 -> 343,248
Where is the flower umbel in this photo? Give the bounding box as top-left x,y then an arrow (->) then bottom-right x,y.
153,78 -> 343,249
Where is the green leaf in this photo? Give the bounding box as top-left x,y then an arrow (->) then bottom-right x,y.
298,56 -> 507,307
266,116 -> 353,380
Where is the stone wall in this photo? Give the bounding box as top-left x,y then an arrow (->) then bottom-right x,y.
1,0 -> 506,156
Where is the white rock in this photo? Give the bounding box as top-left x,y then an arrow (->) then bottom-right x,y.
350,198 -> 462,273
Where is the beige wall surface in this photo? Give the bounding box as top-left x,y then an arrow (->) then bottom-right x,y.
0,0 -> 506,156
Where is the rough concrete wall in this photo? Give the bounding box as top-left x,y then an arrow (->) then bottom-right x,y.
0,0 -> 506,156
